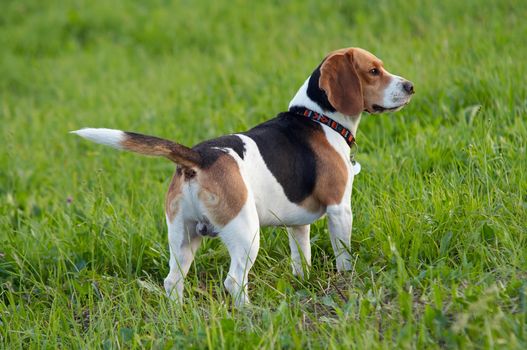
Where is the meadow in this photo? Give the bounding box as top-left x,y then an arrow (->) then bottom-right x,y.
1,0 -> 526,348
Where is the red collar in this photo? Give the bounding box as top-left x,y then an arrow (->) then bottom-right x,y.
289,107 -> 355,146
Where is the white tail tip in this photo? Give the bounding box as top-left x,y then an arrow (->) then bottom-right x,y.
71,128 -> 126,149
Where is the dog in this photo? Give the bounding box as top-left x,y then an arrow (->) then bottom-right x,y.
72,47 -> 414,307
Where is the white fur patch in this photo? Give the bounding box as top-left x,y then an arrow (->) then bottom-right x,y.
288,78 -> 323,114
70,128 -> 126,149
382,74 -> 410,108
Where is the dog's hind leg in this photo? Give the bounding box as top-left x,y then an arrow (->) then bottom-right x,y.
287,225 -> 311,278
219,201 -> 260,308
164,214 -> 202,302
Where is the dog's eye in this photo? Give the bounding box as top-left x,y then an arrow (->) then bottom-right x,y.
369,68 -> 380,76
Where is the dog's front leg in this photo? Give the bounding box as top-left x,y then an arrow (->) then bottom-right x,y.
164,216 -> 202,302
326,204 -> 353,271
287,225 -> 311,278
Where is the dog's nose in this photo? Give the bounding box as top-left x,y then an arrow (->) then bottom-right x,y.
403,81 -> 414,94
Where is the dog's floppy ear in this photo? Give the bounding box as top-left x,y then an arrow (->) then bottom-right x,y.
319,50 -> 363,117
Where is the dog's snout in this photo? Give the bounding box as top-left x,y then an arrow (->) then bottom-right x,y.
403,81 -> 414,95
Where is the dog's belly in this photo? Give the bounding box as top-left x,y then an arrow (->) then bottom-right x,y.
235,135 -> 325,227
256,201 -> 324,227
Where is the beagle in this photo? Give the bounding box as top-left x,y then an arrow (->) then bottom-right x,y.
72,47 -> 414,307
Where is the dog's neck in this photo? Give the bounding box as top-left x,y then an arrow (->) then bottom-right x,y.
288,75 -> 362,137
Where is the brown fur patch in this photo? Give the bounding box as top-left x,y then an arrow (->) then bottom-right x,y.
319,50 -> 363,117
350,48 -> 393,112
299,130 -> 349,211
320,48 -> 394,115
310,131 -> 349,206
197,154 -> 248,227
122,132 -> 201,168
165,168 -> 184,222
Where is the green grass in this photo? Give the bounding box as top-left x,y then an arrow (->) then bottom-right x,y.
1,0 -> 526,348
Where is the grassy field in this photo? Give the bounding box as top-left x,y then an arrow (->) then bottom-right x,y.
1,0 -> 526,348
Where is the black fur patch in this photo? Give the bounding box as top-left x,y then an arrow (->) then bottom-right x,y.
244,112 -> 321,203
192,134 -> 246,168
305,65 -> 336,113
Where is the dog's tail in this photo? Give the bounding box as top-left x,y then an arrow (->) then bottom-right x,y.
71,128 -> 201,168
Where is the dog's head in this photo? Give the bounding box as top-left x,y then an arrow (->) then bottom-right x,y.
319,47 -> 414,116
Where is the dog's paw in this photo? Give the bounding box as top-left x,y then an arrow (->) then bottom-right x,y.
336,257 -> 353,272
